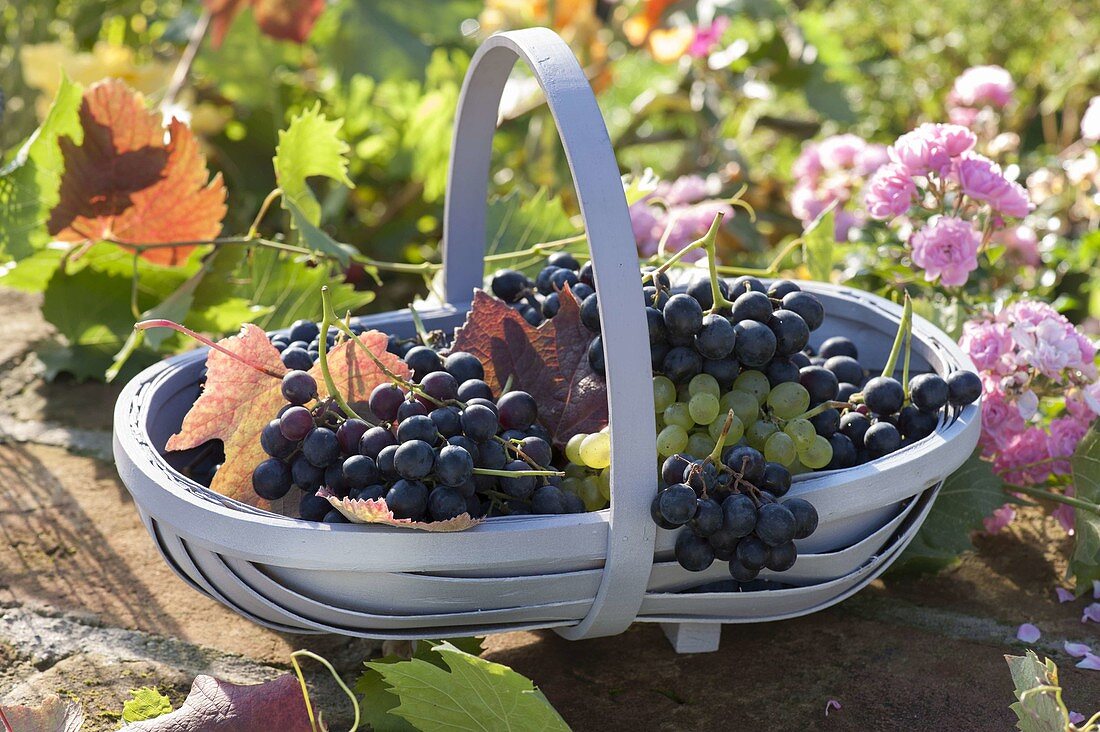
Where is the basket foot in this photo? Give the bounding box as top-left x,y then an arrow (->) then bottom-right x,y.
660,622 -> 721,653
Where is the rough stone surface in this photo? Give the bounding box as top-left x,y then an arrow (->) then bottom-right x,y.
1,293 -> 1098,730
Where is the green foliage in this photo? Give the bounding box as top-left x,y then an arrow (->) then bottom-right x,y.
1005,651 -> 1097,732
0,74 -> 82,261
121,687 -> 173,723
892,450 -> 1008,574
275,103 -> 354,229
485,188 -> 579,265
364,641 -> 569,732
1070,424 -> 1100,592
801,208 -> 836,282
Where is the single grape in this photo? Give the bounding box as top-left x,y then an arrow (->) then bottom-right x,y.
281,348 -> 314,371
387,479 -> 429,520
729,290 -> 772,322
565,433 -> 587,465
288,319 -> 320,343
369,383 -> 405,422
865,421 -> 902,457
299,492 -> 330,521
420,370 -> 459,403
261,419 -> 296,460
476,439 -> 507,469
430,406 -> 463,438
798,434 -> 833,469
946,370 -> 982,406
252,458 -> 292,500
457,379 -> 494,402
767,382 -> 811,420
768,280 -> 800,299
490,269 -> 528,303
587,337 -> 605,375
577,476 -> 606,511
396,399 -> 428,421
765,541 -> 798,571
403,346 -> 443,381
862,376 -> 905,415
818,336 -> 858,360
334,419 -> 369,455
445,352 -> 486,386
836,382 -> 860,402
703,357 -> 740,391
722,445 -> 765,483
291,456 -> 323,492
664,402 -> 695,430
427,487 -> 469,521
686,277 -> 729,311
909,373 -> 949,413
688,392 -> 721,425
649,377 -> 676,414
745,419 -> 779,450
764,431 -> 797,466
662,454 -> 693,486
781,291 -> 824,331
768,309 -> 810,356
825,432 -> 857,469
736,535 -> 770,571
461,404 -> 499,442
707,413 -> 744,447
733,320 -> 777,368
342,455 -> 379,487
281,370 -> 317,406
799,366 -> 839,405
809,407 -> 841,438
302,427 -> 340,467
899,405 -> 938,440
695,313 -> 737,360
531,484 -> 567,515
499,460 -> 538,499
761,462 -> 792,496
675,530 -> 716,571
359,426 -> 397,459
579,432 -> 612,469
728,558 -> 760,582
519,436 -> 553,467
783,418 -> 817,450
656,425 -> 689,457
721,389 -> 759,425
497,391 -> 538,431
658,483 -> 698,525
435,444 -> 474,487
839,412 -> 871,449
663,294 -> 704,337
764,357 -> 801,388
687,431 -> 716,458
690,498 -> 724,536
728,276 -> 767,296
394,440 -> 435,479
376,444 -> 399,477
581,293 -> 601,332
722,493 -> 757,537
733,370 -> 771,406
596,468 -> 611,500
662,347 -> 703,384
784,498 -> 819,538
688,373 -> 721,398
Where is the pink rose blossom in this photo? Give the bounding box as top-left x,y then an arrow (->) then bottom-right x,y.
890,123 -> 977,177
688,16 -> 730,59
1048,417 -> 1088,474
1052,502 -> 1075,534
864,163 -> 916,220
983,504 -> 1016,533
790,135 -> 888,241
660,174 -> 712,206
1081,96 -> 1100,141
855,145 -> 890,176
947,105 -> 980,128
949,65 -> 1015,109
952,153 -> 1031,217
818,134 -> 866,170
994,427 -> 1051,485
978,390 -> 1028,453
989,178 -> 1030,217
909,216 -> 981,286
960,320 -> 1015,375
1008,304 -> 1093,379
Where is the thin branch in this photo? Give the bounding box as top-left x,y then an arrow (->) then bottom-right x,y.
161,9 -> 211,111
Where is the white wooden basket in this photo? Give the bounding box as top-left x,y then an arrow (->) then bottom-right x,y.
112,28 -> 980,653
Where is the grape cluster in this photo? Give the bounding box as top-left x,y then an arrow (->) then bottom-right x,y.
489,252 -> 595,327
252,335 -> 591,522
652,445 -> 819,580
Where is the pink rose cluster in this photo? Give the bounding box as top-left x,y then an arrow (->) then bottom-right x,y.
789,134 -> 889,241
629,175 -> 733,259
946,65 -> 1015,128
959,301 -> 1098,495
863,123 -> 1032,286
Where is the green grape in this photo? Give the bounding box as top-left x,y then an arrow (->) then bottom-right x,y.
597,468 -> 611,500
746,420 -> 779,450
687,432 -> 715,458
561,477 -> 583,496
767,382 -> 811,420
734,370 -> 770,406
580,432 -> 611,469
721,390 -> 759,425
653,376 -> 676,413
578,477 -> 606,511
688,373 -> 721,398
663,402 -> 694,430
688,392 -> 720,425
788,458 -> 810,476
565,433 -> 587,465
799,434 -> 834,469
656,425 -> 689,456
564,464 -> 587,481
708,413 -> 744,446
783,418 -> 817,451
764,431 -> 797,466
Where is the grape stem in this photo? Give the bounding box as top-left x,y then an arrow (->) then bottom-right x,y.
792,400 -> 855,422
1012,485 -> 1100,517
473,467 -> 565,478
880,295 -> 913,379
706,410 -> 737,464
290,649 -> 360,732
641,214 -> 722,284
134,319 -> 285,379
901,292 -> 914,399
317,287 -> 368,422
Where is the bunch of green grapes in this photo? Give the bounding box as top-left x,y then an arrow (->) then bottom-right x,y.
654,373 -> 754,459
563,431 -> 612,510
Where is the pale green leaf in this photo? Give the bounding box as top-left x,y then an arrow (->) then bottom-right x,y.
484,188 -> 580,275
121,687 -> 173,722
284,199 -> 354,266
891,449 -> 1007,574
274,103 -> 353,227
0,73 -> 84,262
802,207 -> 835,282
1070,424 -> 1100,592
0,247 -> 66,292
1005,652 -> 1071,732
370,641 -> 570,732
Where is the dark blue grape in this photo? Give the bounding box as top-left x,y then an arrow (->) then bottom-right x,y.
288,319 -> 320,343
864,421 -> 902,457
946,370 -> 982,406
461,404 -> 499,442
768,309 -> 810,356
658,483 -> 698,525
728,558 -> 760,582
324,463 -> 348,496
430,406 -> 463,438
836,382 -> 859,402
690,498 -> 723,537
781,291 -> 824,331
542,292 -> 561,318
349,484 -> 386,502
444,351 -> 484,384
291,456 -> 323,492
909,373 -> 949,412
767,280 -> 800,299
581,294 -> 601,332
497,391 -> 537,431
342,455 -> 379,487
818,336 -> 858,360
839,412 -> 871,448
662,454 -> 693,486
588,337 -> 605,376
686,277 -> 729,311
824,356 -> 863,387
376,444 -> 399,477
650,494 -> 679,529
299,492 -> 330,521
281,370 -> 317,406
899,405 -> 938,440
863,376 -> 905,415
457,379 -> 494,402
765,541 -> 797,571
397,414 -> 439,444
370,383 -> 405,422
491,269 -> 528,303
394,440 -> 435,479
784,498 -> 819,539
722,445 -> 765,483
733,320 -> 777,367
550,268 -> 579,291
662,346 -> 703,383
761,462 -> 792,497
727,276 -> 766,296
730,291 -> 773,323
420,370 -> 459,403
404,346 -> 443,380
435,444 -> 474,487
518,436 -> 552,467
825,433 -> 857,469
386,479 -> 428,519
428,487 -> 468,521
765,357 -> 800,387
476,439 -> 507,469
281,348 -> 314,371
810,407 -> 841,437
336,418 -> 369,454
695,313 -> 737,359
663,294 -> 704,337
499,460 -> 537,499
396,399 -> 428,421
322,509 -> 349,524
261,419 -> 296,459
790,351 -> 811,369
736,535 -> 770,570
531,484 -> 566,514
252,458 -> 292,500
359,426 -> 397,459
703,356 -> 740,390
675,530 -> 715,571
755,503 -> 797,546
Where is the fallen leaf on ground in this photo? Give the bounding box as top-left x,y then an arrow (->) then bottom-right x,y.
125,674 -> 312,731
166,324 -> 409,511
452,287 -> 607,447
47,79 -> 226,266
0,695 -> 84,732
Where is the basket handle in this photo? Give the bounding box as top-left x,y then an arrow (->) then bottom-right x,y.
441,28 -> 656,639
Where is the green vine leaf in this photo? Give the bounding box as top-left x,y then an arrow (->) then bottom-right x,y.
122,687 -> 174,722
0,73 -> 83,263
802,206 -> 836,282
890,449 -> 1007,574
284,199 -> 357,266
1005,651 -> 1073,732
484,188 -> 580,272
368,641 -> 569,732
1070,423 -> 1100,593
274,102 -> 353,231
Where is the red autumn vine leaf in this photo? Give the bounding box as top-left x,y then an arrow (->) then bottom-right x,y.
452,286 -> 608,447
206,0 -> 326,48
126,674 -> 311,732
166,323 -> 409,512
47,79 -> 227,266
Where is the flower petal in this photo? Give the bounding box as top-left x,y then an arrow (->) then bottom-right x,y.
824,700 -> 842,716
1075,653 -> 1100,671
1016,623 -> 1041,643
1056,587 -> 1076,603
1083,603 -> 1100,624
1069,711 -> 1085,725
1064,641 -> 1092,658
